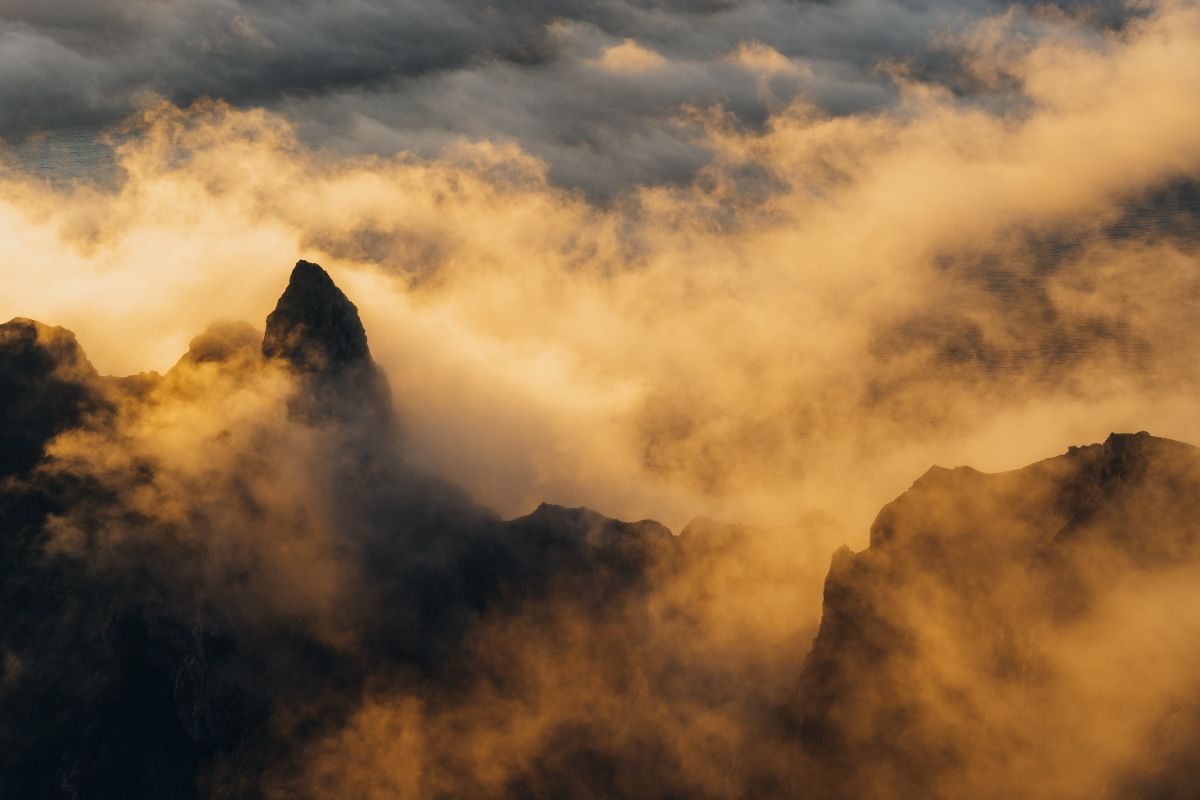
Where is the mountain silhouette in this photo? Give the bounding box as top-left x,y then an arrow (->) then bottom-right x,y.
262,260 -> 371,371
0,262 -> 680,799
796,431 -> 1200,799
0,318 -> 106,476
3,262 -> 1200,798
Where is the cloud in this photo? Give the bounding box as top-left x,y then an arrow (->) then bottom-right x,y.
590,38 -> 670,72
0,0 -> 1147,194
1,2 -> 1198,539
797,434 -> 1200,798
5,265 -> 836,796
724,41 -> 806,76
2,3 -> 1200,794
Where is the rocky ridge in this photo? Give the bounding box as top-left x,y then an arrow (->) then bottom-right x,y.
3,260 -> 1200,798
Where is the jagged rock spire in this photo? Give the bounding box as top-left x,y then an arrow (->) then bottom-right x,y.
262,260 -> 372,372
261,260 -> 393,430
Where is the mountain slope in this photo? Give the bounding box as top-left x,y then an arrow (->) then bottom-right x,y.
796,432 -> 1200,800
0,261 -> 682,799
5,260 -> 1200,799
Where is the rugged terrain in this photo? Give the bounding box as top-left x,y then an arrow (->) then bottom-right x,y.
798,431 -> 1200,799
3,261 -> 1200,799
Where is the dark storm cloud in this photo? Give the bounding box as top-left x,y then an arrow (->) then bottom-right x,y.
0,0 -> 1136,192
1,0 -> 514,132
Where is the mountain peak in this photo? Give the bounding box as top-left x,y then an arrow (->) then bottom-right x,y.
1,317 -> 97,383
262,260 -> 371,372
0,317 -> 106,477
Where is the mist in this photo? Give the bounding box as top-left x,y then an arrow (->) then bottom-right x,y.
3,1 -> 1200,798
3,2 -> 1200,532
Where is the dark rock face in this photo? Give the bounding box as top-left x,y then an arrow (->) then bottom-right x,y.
7,260 -> 1200,799
0,264 -> 684,799
504,503 -> 677,600
0,322 -> 206,799
796,432 -> 1200,800
0,318 -> 107,478
262,260 -> 370,371
262,260 -> 392,430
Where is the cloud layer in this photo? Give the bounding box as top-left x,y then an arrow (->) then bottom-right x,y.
0,0 -> 1144,192
2,2 -> 1199,537
4,4 -> 1200,794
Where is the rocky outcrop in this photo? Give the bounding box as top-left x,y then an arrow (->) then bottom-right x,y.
796,432 -> 1200,799
0,318 -> 108,478
7,260 -> 1200,799
262,259 -> 392,430
262,260 -> 371,371
0,261 -> 681,799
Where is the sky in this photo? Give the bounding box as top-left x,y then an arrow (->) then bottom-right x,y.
0,0 -> 1134,192
1,0 -> 1199,536
6,4 -> 1200,796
